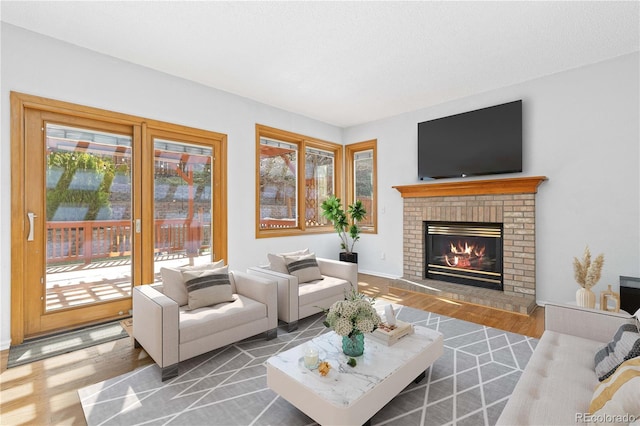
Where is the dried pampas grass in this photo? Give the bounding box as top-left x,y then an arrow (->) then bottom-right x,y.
573,246 -> 604,289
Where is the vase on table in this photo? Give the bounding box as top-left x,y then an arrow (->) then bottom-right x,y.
576,287 -> 596,308
342,332 -> 365,357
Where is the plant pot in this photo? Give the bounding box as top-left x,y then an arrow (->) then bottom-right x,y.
339,252 -> 358,264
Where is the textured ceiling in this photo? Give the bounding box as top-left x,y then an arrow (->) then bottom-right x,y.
2,1 -> 638,127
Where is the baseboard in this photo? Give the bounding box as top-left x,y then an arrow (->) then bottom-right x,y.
357,269 -> 400,280
1,339 -> 11,351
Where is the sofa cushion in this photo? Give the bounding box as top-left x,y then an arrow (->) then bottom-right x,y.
589,357 -> 640,421
298,276 -> 349,307
594,323 -> 640,381
182,266 -> 235,310
496,330 -> 604,425
178,294 -> 267,344
284,252 -> 323,284
160,260 -> 225,306
267,248 -> 309,274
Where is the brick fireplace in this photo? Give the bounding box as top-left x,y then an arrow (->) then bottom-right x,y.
393,176 -> 547,314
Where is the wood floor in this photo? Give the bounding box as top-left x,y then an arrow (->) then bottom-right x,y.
0,274 -> 544,426
358,274 -> 544,339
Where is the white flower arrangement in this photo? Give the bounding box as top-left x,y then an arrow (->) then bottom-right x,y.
323,289 -> 382,337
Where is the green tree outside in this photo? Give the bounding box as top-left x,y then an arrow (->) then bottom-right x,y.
46,152 -> 116,221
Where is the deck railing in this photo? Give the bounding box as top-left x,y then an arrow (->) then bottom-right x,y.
46,219 -> 210,264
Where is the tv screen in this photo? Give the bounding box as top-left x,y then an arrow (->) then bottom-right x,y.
418,100 -> 522,179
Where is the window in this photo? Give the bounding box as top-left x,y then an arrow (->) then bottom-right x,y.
256,124 -> 342,237
346,140 -> 377,233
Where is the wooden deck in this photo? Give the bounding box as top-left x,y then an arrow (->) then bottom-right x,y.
44,253 -> 202,312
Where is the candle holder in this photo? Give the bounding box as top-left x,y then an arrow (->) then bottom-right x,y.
303,345 -> 319,369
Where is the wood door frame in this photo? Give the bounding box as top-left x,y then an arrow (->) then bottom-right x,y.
22,109 -> 139,338
10,92 -> 227,344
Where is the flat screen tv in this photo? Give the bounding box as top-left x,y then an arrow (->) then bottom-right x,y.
418,100 -> 522,179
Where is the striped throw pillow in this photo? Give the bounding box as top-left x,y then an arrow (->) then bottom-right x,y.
284,253 -> 323,284
589,357 -> 640,421
160,260 -> 225,306
182,266 -> 235,310
267,249 -> 310,274
594,323 -> 640,381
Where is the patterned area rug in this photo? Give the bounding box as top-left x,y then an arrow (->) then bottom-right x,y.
78,305 -> 537,426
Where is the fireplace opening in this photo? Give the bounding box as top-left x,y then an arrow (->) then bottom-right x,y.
424,222 -> 503,291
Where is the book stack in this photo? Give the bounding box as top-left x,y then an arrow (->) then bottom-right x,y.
370,320 -> 414,346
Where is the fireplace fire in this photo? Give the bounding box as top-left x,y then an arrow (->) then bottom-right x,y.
445,241 -> 486,268
425,222 -> 503,291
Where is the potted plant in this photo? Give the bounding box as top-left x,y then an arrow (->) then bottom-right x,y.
320,195 -> 366,263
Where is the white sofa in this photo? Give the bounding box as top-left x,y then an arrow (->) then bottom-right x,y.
133,271 -> 278,380
497,303 -> 636,425
248,257 -> 357,331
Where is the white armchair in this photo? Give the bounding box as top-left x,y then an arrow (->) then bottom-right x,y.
133,270 -> 278,380
248,254 -> 357,332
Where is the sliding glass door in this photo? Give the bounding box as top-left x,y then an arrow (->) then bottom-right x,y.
152,138 -> 214,278
44,123 -> 134,312
23,110 -> 137,336
12,93 -> 227,342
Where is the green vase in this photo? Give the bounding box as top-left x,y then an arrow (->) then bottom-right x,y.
342,332 -> 365,357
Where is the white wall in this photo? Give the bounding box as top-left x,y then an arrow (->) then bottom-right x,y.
0,24 -> 344,349
2,23 -> 639,349
344,52 -> 640,307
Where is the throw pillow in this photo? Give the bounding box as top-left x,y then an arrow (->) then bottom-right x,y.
160,260 -> 225,306
594,323 -> 640,381
284,252 -> 323,284
182,266 -> 235,310
267,248 -> 310,274
589,357 -> 640,421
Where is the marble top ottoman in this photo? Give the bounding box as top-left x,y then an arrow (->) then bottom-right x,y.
266,325 -> 444,426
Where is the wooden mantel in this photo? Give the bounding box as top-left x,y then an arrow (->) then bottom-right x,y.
393,176 -> 548,198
